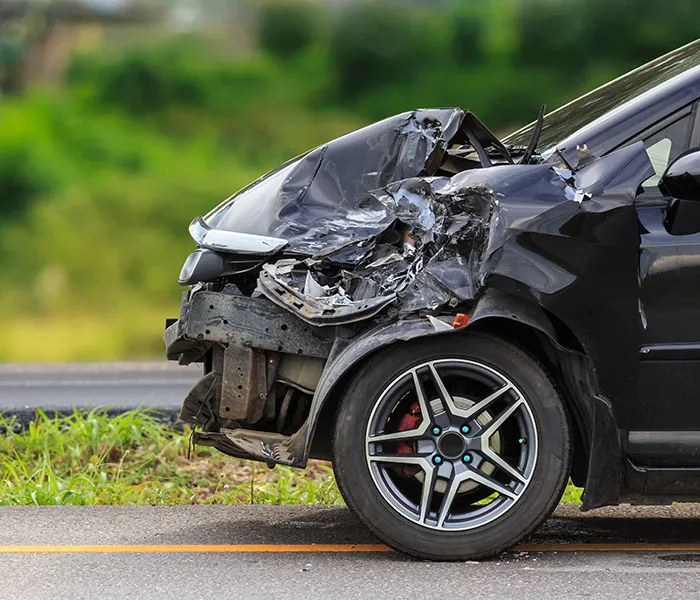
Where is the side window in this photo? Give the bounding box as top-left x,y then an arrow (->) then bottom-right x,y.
641,114 -> 692,191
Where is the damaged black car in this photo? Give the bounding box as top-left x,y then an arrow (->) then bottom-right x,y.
165,39 -> 700,560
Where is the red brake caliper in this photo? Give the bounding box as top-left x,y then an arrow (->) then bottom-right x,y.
396,401 -> 422,477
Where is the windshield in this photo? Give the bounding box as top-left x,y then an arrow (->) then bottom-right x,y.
504,39 -> 700,155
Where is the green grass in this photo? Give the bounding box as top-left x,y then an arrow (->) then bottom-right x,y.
0,409 -> 582,506
0,409 -> 342,506
560,482 -> 583,503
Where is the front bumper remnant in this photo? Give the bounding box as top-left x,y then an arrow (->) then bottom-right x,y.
164,287 -> 338,467
165,288 -> 335,363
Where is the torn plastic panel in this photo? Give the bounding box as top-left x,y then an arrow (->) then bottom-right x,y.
258,262 -> 397,326
258,142 -> 654,324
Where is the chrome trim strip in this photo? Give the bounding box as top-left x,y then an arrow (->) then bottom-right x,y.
639,342 -> 700,361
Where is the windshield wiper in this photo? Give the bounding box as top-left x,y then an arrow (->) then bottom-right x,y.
519,105 -> 546,165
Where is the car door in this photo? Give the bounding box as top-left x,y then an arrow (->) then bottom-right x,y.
630,101 -> 700,466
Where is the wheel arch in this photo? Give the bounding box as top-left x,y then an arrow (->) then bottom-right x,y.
307,288 -> 623,509
309,290 -> 593,484
466,315 -> 591,488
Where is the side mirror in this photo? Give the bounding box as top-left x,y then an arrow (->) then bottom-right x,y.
659,149 -> 700,201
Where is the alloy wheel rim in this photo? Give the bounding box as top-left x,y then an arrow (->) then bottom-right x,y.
365,359 -> 538,531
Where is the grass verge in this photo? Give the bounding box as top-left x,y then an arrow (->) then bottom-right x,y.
0,409 -> 582,506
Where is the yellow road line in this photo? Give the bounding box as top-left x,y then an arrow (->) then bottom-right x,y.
0,542 -> 698,554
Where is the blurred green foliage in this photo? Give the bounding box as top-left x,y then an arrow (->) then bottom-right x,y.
0,0 -> 697,360
257,0 -> 320,60
328,3 -> 449,99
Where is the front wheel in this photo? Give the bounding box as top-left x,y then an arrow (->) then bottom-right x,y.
332,332 -> 571,560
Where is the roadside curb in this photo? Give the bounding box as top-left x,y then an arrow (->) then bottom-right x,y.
0,407 -> 182,432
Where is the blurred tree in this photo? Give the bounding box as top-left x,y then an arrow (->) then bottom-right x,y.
327,2 -> 448,99
0,0 -> 163,91
69,41 -> 217,115
517,0 -> 700,77
450,3 -> 485,65
515,0 -> 588,70
480,0 -> 519,65
0,139 -> 57,220
580,0 -> 699,66
257,0 -> 318,60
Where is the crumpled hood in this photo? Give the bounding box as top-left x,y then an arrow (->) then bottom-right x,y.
203,109 -> 464,256
191,107 -> 655,325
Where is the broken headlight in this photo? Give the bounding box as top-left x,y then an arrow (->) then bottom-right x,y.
179,248 -> 273,286
179,249 -> 227,286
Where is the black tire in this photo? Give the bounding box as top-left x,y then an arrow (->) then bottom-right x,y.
332,332 -> 571,561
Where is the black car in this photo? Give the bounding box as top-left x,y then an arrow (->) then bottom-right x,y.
165,40 -> 700,560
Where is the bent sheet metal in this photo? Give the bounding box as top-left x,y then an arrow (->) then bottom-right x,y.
168,107 -> 655,509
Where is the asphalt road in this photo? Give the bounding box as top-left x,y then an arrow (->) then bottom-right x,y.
2,504 -> 700,599
0,362 -> 200,412
3,365 -> 700,599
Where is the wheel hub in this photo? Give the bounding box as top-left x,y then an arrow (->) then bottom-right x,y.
438,431 -> 466,459
412,396 -> 501,494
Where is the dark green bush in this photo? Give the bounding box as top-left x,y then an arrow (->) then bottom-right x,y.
257,0 -> 319,60
327,3 -> 448,100
516,0 -> 700,73
0,98 -> 69,221
451,6 -> 485,66
69,40 -> 269,117
0,144 -> 55,220
69,42 -> 215,115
